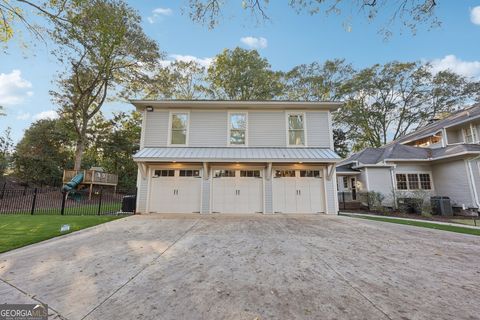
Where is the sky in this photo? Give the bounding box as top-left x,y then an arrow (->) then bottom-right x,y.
1,0 -> 480,143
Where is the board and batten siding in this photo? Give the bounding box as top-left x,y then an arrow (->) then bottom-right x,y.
143,111 -> 169,147
431,160 -> 475,208
248,111 -> 286,147
189,111 -> 228,147
306,111 -> 331,147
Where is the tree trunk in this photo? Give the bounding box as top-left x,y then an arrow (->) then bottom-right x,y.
74,139 -> 85,170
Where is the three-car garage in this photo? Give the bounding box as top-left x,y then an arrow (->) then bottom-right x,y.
146,165 -> 329,214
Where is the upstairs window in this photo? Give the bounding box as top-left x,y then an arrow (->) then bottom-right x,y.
170,113 -> 188,145
463,127 -> 474,143
229,113 -> 247,145
287,113 -> 305,146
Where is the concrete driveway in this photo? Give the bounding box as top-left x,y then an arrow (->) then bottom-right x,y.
0,214 -> 479,320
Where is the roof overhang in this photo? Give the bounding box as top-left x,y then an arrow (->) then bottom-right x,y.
133,147 -> 341,163
130,100 -> 343,111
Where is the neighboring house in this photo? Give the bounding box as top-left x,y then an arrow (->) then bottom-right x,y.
132,100 -> 342,214
337,104 -> 480,213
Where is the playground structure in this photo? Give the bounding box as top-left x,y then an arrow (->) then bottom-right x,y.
62,168 -> 118,200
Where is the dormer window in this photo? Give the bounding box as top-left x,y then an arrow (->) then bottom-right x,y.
287,112 -> 306,146
229,112 -> 247,145
170,112 -> 189,145
463,125 -> 478,144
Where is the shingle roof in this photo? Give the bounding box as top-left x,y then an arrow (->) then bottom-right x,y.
340,143 -> 480,166
134,147 -> 341,163
394,104 -> 480,145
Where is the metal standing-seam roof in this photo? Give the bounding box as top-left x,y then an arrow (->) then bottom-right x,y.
133,147 -> 341,163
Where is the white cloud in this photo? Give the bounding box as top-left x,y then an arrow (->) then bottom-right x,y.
240,36 -> 268,49
0,70 -> 33,106
16,112 -> 31,120
470,6 -> 480,25
429,55 -> 480,79
147,7 -> 173,24
33,110 -> 59,121
160,54 -> 213,68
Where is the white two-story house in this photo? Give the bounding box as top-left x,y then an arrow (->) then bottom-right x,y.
337,104 -> 480,213
132,100 -> 342,214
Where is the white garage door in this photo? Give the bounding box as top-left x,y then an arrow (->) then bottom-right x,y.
212,169 -> 263,213
273,169 -> 325,214
149,169 -> 201,213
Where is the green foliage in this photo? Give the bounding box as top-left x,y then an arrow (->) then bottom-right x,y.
50,0 -> 160,170
13,119 -> 74,186
186,0 -> 440,38
141,60 -> 208,100
206,47 -> 283,100
0,127 -> 13,176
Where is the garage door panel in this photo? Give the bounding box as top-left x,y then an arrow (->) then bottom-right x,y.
272,169 -> 325,214
212,170 -> 263,214
149,170 -> 201,213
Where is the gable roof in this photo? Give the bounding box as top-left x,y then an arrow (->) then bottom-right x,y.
394,103 -> 480,145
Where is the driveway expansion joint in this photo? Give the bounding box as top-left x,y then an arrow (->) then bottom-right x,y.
271,218 -> 393,320
0,278 -> 67,319
80,218 -> 201,320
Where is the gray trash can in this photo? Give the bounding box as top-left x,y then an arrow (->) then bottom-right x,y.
431,196 -> 453,216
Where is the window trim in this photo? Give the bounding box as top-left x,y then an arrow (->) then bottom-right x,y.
167,110 -> 190,146
286,111 -> 308,147
395,172 -> 434,191
227,111 -> 248,147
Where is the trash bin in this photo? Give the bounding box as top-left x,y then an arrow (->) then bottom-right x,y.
121,195 -> 136,213
430,196 -> 453,216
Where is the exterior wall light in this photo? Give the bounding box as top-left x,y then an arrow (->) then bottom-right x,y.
145,106 -> 154,112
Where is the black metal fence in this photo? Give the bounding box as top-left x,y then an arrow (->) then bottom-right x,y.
338,191 -> 371,211
0,187 -> 136,215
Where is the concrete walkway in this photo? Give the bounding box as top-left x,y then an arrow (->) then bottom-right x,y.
1,213 -> 479,320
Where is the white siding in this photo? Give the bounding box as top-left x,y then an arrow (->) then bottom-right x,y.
143,111 -> 169,147
136,169 -> 149,213
306,111 -> 331,147
468,159 -> 480,209
325,174 -> 338,214
249,111 -> 286,147
190,111 -> 227,147
432,160 -> 475,208
366,167 -> 395,205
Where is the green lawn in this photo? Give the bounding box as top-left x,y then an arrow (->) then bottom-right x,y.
0,215 -> 126,253
33,203 -> 121,215
342,214 -> 480,236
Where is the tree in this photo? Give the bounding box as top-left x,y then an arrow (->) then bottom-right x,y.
333,128 -> 349,158
186,0 -> 440,37
13,119 -> 74,185
0,0 -> 86,45
50,0 -> 160,170
283,59 -> 354,101
0,127 -> 13,176
98,111 -> 141,189
336,61 -> 479,150
142,60 -> 208,100
338,62 -> 432,149
206,47 -> 283,100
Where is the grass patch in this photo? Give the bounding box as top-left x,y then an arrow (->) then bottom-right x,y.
342,214 -> 480,236
33,203 -> 121,215
0,215 -> 127,253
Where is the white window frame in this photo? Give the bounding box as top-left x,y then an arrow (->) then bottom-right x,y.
168,111 -> 190,146
394,172 -> 434,191
227,111 -> 248,147
286,111 -> 307,147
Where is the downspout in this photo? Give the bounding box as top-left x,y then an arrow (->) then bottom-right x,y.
389,166 -> 398,209
466,155 -> 480,210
